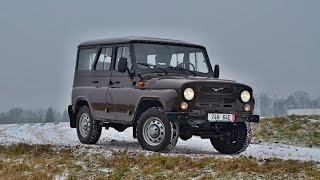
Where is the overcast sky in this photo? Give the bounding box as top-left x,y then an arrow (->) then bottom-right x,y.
0,0 -> 319,112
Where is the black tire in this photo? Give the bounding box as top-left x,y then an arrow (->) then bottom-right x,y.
210,122 -> 252,154
136,107 -> 179,152
76,106 -> 102,144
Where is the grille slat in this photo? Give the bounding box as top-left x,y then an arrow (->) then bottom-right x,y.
196,96 -> 235,109
196,83 -> 236,110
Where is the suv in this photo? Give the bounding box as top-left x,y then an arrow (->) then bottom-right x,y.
68,36 -> 259,154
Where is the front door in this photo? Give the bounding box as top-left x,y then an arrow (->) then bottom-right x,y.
107,45 -> 134,122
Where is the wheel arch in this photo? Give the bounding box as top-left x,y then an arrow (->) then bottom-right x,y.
132,97 -> 165,138
70,97 -> 94,128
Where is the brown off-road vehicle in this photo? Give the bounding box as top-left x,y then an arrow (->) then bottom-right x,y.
68,36 -> 259,154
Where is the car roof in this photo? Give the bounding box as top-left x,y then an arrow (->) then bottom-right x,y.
78,36 -> 204,48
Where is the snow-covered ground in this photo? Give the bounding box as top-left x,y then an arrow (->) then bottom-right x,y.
0,122 -> 319,162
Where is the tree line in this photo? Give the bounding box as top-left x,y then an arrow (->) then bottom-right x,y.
0,107 -> 69,124
255,90 -> 320,117
1,90 -> 319,123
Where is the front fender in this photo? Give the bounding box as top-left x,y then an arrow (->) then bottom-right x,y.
136,89 -> 180,111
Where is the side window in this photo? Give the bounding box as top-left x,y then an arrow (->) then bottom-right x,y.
95,47 -> 112,71
147,55 -> 156,65
115,46 -> 132,71
170,53 -> 184,67
189,52 -> 208,73
77,48 -> 97,70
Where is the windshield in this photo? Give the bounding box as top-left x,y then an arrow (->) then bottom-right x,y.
134,43 -> 210,75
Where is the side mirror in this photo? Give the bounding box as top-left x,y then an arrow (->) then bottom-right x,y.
213,64 -> 220,78
118,57 -> 128,73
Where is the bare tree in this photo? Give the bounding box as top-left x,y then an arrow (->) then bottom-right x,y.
275,98 -> 287,116
22,110 -> 37,123
293,90 -> 309,109
53,109 -> 62,122
6,107 -> 23,123
316,97 -> 320,109
0,112 -> 7,124
285,94 -> 298,110
259,93 -> 272,117
311,97 -> 320,109
35,108 -> 46,123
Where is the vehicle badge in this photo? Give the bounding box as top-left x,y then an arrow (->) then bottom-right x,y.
212,87 -> 224,92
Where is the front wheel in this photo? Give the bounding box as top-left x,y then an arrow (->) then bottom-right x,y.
210,122 -> 252,154
136,107 -> 179,152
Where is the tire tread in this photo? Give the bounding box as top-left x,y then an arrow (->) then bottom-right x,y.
76,106 -> 102,144
210,122 -> 252,154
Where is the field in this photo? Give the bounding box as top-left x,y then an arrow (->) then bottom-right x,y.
0,115 -> 320,179
252,115 -> 320,147
0,144 -> 319,179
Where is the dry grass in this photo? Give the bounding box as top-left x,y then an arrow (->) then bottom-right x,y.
0,144 -> 319,179
252,115 -> 320,147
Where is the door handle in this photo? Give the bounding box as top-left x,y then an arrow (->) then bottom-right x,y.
91,80 -> 99,83
109,81 -> 120,85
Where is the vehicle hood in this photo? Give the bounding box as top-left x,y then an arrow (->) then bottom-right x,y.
142,75 -> 253,92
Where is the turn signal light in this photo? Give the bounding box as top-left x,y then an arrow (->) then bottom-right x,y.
244,104 -> 251,112
181,102 -> 188,110
137,81 -> 145,87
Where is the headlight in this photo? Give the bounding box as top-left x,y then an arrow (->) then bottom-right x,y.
240,90 -> 251,102
183,88 -> 194,100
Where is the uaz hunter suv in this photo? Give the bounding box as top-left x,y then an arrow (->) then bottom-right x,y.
68,37 -> 259,154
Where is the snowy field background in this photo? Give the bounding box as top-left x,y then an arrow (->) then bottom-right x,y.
0,122 -> 319,162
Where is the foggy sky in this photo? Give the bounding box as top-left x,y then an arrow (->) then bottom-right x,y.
0,0 -> 319,112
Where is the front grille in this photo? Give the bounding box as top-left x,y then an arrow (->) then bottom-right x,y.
196,95 -> 235,110
197,96 -> 234,104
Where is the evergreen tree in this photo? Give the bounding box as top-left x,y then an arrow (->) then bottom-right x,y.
61,109 -> 69,122
45,108 -> 55,123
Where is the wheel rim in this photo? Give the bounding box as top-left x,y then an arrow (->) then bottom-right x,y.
79,113 -> 91,137
220,123 -> 239,144
142,117 -> 165,146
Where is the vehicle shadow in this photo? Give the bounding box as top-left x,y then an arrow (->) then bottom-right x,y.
97,139 -> 224,156
97,140 -> 141,150
170,147 -> 222,156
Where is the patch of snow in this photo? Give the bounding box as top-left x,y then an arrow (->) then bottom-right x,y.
1,122 -> 320,162
75,160 -> 87,170
288,109 -> 320,115
306,119 -> 320,123
54,171 -> 69,180
98,168 -> 112,173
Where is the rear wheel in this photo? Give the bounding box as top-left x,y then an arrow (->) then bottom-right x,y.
76,106 -> 102,144
136,107 -> 179,152
210,122 -> 251,154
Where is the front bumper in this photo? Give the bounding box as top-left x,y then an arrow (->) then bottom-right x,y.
166,111 -> 259,124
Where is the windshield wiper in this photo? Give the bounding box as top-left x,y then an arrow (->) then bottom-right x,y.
137,63 -> 168,75
167,66 -> 197,76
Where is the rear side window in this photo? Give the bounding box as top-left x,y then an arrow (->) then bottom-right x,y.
95,47 -> 112,71
77,48 -> 97,70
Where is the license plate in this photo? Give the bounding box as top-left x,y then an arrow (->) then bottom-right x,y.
208,113 -> 236,122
